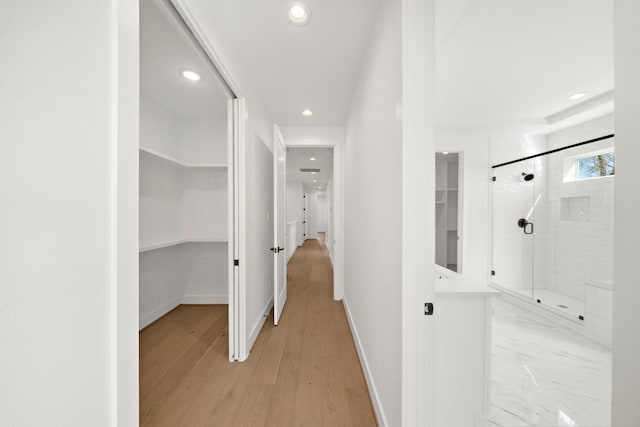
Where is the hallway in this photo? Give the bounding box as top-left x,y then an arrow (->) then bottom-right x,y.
139,239 -> 377,426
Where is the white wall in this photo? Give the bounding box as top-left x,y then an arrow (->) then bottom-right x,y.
178,118 -> 227,165
0,1 -> 139,425
139,94 -> 228,329
326,175 -> 335,256
306,191 -> 318,239
286,181 -> 304,260
343,0 -> 402,424
613,1 -> 640,424
140,96 -> 179,156
316,192 -> 327,232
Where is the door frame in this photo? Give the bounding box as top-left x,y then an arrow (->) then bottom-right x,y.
285,142 -> 344,301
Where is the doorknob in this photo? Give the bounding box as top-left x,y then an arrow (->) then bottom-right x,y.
270,247 -> 285,253
517,218 -> 534,235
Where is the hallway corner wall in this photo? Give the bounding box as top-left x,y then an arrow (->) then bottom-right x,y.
343,0 -> 402,425
0,1 -> 139,425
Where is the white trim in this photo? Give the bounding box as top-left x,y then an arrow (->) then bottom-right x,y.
287,247 -> 296,262
237,99 -> 248,361
244,297 -> 274,362
182,295 -> 228,304
227,98 -> 236,361
402,0 -> 435,425
139,298 -> 181,330
112,0 -> 139,424
342,296 -> 389,427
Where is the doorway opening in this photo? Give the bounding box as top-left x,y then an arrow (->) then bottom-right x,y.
138,0 -> 243,421
285,147 -> 335,260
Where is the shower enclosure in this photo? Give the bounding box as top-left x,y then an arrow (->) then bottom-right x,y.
491,135 -> 615,324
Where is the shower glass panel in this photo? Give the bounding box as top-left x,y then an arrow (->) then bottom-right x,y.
492,135 -> 615,322
491,160 -> 535,298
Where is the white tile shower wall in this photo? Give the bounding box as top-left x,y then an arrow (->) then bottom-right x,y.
545,115 -> 614,303
585,282 -> 613,347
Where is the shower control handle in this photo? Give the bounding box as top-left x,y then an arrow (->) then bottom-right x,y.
517,218 -> 534,235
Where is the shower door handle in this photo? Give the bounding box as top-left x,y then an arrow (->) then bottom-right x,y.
517,218 -> 534,235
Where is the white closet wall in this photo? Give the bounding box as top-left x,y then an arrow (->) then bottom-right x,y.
139,95 -> 228,329
286,181 -> 305,260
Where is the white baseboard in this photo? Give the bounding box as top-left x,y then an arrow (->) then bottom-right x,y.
244,297 -> 274,361
139,298 -> 180,330
287,248 -> 296,262
342,296 -> 389,427
181,294 -> 228,304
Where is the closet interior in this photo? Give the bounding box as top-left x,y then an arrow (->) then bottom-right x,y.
139,0 -> 231,330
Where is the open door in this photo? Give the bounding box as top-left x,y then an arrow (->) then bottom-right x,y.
272,125 -> 287,325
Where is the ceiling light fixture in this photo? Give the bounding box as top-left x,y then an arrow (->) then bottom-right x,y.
310,157 -> 316,161
568,92 -> 586,101
287,3 -> 311,25
181,70 -> 201,81
312,180 -> 317,183
311,171 -> 317,174
317,186 -> 322,189
302,109 -> 313,117
442,151 -> 449,155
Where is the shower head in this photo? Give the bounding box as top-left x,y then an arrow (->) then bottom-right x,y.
522,172 -> 534,181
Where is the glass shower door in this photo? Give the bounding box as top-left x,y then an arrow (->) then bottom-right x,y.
492,161 -> 536,299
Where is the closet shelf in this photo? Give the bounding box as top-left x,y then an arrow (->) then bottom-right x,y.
140,238 -> 228,252
140,146 -> 227,169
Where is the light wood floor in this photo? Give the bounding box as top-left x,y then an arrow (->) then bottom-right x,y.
139,239 -> 377,426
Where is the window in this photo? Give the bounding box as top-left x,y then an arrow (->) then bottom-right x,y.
563,148 -> 615,182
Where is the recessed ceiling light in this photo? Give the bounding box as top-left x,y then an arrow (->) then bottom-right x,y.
302,109 -> 313,117
287,3 -> 310,25
181,70 -> 201,81
310,157 -> 316,161
317,186 -> 322,189
569,92 -> 586,101
442,152 -> 449,155
312,180 -> 317,183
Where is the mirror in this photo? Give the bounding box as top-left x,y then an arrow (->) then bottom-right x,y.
435,152 -> 461,272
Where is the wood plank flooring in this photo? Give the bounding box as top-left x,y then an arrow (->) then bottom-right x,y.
139,239 -> 378,426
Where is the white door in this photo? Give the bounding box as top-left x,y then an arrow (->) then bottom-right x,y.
273,125 -> 287,325
228,98 -> 245,360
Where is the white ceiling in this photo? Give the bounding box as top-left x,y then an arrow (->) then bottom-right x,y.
143,0 -> 614,134
435,0 -> 614,131
181,0 -> 384,126
140,0 -> 230,120
287,147 -> 333,192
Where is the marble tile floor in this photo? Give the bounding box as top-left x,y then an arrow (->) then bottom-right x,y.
480,297 -> 611,427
